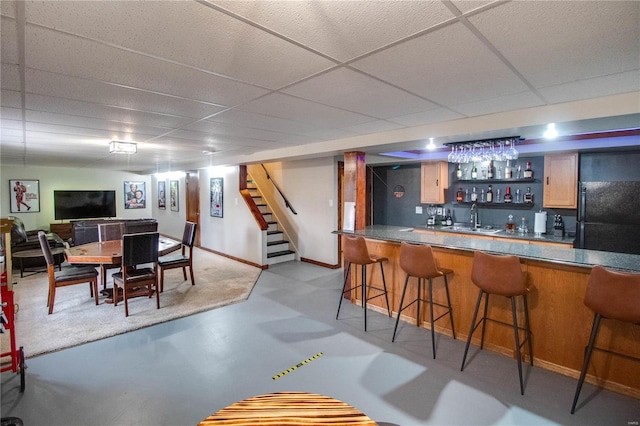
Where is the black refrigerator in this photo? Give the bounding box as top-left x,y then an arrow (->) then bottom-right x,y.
574,181 -> 640,254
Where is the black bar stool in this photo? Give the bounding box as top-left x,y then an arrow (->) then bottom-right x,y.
336,235 -> 391,331
392,242 -> 455,359
460,250 -> 533,395
571,266 -> 640,414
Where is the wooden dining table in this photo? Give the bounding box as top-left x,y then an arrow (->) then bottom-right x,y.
198,392 -> 377,425
65,237 -> 181,299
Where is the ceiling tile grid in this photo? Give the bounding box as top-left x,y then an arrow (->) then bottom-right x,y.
0,0 -> 638,173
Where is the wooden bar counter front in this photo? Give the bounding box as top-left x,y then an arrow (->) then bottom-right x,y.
337,227 -> 640,399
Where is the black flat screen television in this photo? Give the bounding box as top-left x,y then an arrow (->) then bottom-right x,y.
54,190 -> 117,220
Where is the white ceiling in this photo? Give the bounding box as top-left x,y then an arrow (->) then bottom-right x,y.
1,0 -> 639,174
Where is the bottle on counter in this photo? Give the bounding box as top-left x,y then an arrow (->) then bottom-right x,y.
504,186 -> 513,203
446,209 -> 453,226
471,186 -> 478,202
524,161 -> 533,178
456,163 -> 462,179
486,185 -> 494,203
524,187 -> 534,204
505,160 -> 513,179
471,162 -> 478,179
506,214 -> 516,233
456,187 -> 464,202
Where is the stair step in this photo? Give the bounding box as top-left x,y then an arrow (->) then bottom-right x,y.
267,250 -> 295,258
267,230 -> 283,243
267,240 -> 289,246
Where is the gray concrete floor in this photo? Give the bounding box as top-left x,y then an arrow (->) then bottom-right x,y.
1,260 -> 638,425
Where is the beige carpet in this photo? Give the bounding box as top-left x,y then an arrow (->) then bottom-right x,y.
1,247 -> 261,358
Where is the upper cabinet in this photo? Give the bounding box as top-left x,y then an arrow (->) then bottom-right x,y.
421,161 -> 448,204
543,153 -> 578,208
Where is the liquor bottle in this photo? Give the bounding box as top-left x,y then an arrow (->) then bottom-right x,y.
446,209 -> 453,226
486,185 -> 493,203
480,189 -> 486,203
524,187 -> 534,204
523,161 -> 533,178
504,186 -> 513,203
471,186 -> 478,202
471,162 -> 478,179
456,188 -> 464,202
487,161 -> 494,179
505,160 -> 513,179
515,188 -> 521,203
456,163 -> 463,179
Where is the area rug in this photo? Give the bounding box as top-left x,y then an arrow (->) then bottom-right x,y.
2,247 -> 261,358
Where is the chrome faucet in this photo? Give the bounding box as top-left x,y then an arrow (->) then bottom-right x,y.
470,203 -> 478,230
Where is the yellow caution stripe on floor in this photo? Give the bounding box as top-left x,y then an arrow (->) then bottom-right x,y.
272,352 -> 323,380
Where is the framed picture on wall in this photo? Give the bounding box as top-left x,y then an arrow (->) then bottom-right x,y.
124,181 -> 146,209
9,179 -> 40,213
210,177 -> 223,218
158,181 -> 166,210
170,180 -> 179,212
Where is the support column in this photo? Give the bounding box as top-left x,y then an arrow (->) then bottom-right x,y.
343,151 -> 366,231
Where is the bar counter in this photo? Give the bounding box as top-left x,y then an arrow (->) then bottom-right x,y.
334,225 -> 640,398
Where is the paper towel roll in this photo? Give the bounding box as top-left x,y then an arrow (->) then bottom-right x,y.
534,212 -> 547,234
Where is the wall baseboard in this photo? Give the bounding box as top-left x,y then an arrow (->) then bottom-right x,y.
301,257 -> 340,269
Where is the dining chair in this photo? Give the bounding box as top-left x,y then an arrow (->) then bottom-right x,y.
112,232 -> 160,317
97,222 -> 125,290
38,231 -> 99,314
159,221 -> 197,292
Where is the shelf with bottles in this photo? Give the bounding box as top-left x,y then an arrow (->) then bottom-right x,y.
455,177 -> 536,184
454,201 -> 535,209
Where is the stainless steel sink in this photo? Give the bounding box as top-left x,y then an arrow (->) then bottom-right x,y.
443,226 -> 503,235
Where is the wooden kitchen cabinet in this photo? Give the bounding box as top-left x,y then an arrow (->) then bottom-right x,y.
421,161 -> 448,204
543,153 -> 578,208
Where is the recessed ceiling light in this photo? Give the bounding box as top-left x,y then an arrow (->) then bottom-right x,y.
544,123 -> 558,139
427,137 -> 436,150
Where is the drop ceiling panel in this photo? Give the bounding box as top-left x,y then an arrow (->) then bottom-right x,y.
25,26 -> 270,107
351,22 -> 531,106
0,1 -> 16,17
238,92 -> 373,128
1,107 -> 22,121
539,71 -> 640,105
25,110 -> 171,137
468,1 -> 640,88
450,1 -> 496,14
27,94 -> 197,129
24,0 -> 336,89
283,67 -> 439,119
186,120 -> 296,142
453,90 -> 545,117
388,108 -> 465,128
0,17 -> 18,64
209,109 -> 330,136
25,70 -> 226,119
1,64 -> 20,90
215,0 -> 455,62
341,120 -> 406,135
0,90 -> 22,108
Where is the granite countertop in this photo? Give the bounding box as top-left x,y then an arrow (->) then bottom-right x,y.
334,225 -> 640,273
412,224 -> 575,245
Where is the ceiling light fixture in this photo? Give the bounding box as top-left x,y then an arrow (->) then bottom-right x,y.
109,141 -> 137,154
544,123 -> 558,139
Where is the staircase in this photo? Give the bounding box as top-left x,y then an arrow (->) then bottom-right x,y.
247,180 -> 296,265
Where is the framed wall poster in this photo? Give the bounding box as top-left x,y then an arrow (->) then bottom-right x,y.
158,181 -> 166,210
9,179 -> 40,213
210,177 -> 223,218
170,180 -> 179,212
124,181 -> 146,209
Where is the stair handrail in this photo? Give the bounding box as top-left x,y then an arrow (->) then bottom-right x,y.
261,164 -> 297,215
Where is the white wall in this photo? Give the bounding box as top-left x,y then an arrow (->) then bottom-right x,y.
259,157 -> 339,266
151,174 -> 186,240
198,166 -> 263,266
1,165 -> 153,232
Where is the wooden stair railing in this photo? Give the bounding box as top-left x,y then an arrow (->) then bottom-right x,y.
261,164 -> 297,215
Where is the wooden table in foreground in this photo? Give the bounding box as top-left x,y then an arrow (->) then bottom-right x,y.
65,237 -> 181,300
198,392 -> 377,425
